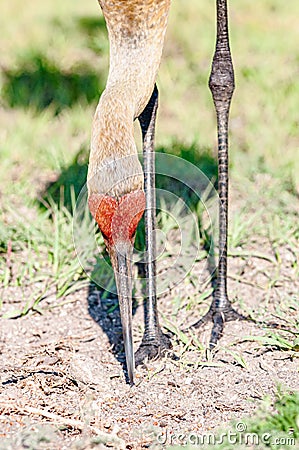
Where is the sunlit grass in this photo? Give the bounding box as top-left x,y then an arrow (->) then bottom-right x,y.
0,198 -> 90,317
0,0 -> 298,346
0,3 -> 298,447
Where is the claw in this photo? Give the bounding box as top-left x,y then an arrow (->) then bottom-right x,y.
135,331 -> 172,367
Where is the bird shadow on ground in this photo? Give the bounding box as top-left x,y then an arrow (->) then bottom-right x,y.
38,143 -> 218,381
1,52 -> 104,114
38,147 -> 89,212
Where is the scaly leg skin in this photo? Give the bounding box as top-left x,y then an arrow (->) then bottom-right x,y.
135,85 -> 172,366
193,0 -> 246,348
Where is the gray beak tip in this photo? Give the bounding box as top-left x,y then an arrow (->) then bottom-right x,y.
128,368 -> 134,386
123,325 -> 135,385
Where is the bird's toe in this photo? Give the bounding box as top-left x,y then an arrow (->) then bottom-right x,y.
135,331 -> 172,367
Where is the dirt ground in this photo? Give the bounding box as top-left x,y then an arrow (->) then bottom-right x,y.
1,1 -> 298,448
1,241 -> 298,449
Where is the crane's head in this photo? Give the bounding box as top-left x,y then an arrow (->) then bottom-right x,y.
88,190 -> 145,384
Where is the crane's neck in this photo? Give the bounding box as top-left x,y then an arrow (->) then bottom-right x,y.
105,0 -> 170,117
88,0 -> 170,199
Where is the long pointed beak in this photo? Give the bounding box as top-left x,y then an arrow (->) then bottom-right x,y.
88,191 -> 146,384
111,241 -> 134,384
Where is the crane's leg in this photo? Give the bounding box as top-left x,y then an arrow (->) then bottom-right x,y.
135,85 -> 171,366
193,0 -> 245,346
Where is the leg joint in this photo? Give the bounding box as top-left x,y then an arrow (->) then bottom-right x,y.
209,52 -> 235,105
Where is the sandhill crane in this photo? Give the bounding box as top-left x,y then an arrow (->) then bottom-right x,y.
88,0 -> 237,384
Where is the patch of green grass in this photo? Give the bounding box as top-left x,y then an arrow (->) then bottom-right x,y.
39,147 -> 88,212
2,52 -> 103,114
0,4 -> 298,449
0,0 -> 298,352
242,332 -> 299,354
0,197 -> 90,316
